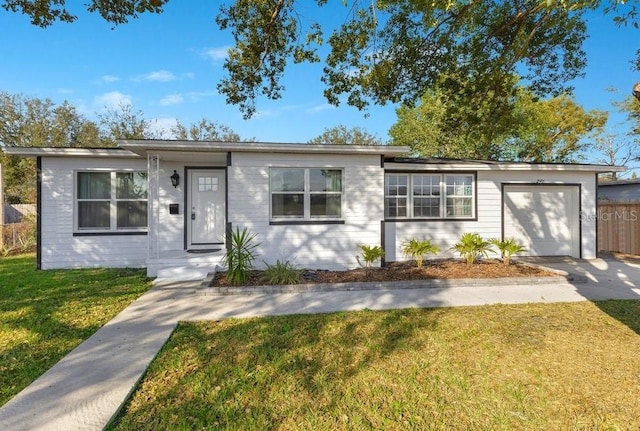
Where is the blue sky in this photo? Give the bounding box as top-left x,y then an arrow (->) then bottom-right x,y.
0,2 -> 638,155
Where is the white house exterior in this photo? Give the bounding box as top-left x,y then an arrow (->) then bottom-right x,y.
3,141 -> 621,279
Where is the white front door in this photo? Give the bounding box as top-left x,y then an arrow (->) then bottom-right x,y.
187,169 -> 225,249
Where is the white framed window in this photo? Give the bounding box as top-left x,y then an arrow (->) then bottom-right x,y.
76,171 -> 148,232
270,168 -> 343,221
385,173 -> 475,219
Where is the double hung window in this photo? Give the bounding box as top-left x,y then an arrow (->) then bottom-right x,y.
76,171 -> 148,232
384,173 -> 474,219
270,168 -> 342,221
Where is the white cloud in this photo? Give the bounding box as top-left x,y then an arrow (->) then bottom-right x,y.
136,70 -> 177,82
182,72 -> 195,79
201,46 -> 230,61
101,75 -> 120,83
93,91 -> 132,110
159,94 -> 184,106
148,117 -> 179,139
185,90 -> 218,101
57,88 -> 74,95
306,103 -> 334,114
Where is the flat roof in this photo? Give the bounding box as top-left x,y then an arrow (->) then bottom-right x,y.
2,141 -> 411,157
1,147 -> 138,158
0,143 -> 626,173
386,157 -> 625,173
117,139 -> 411,156
598,178 -> 640,186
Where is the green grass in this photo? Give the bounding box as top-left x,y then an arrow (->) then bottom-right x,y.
0,254 -> 151,406
110,300 -> 640,430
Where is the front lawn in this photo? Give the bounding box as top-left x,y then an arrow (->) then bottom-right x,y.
0,254 -> 151,406
110,301 -> 640,430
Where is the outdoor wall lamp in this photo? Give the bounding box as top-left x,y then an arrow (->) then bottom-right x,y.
170,170 -> 180,188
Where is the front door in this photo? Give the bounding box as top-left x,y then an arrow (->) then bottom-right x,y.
187,169 -> 225,249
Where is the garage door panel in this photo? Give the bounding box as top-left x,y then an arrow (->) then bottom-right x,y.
503,186 -> 579,257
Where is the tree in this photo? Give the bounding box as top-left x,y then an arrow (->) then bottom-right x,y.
0,92 -> 105,202
217,1 -> 590,118
2,0 -> 168,27
308,125 -> 383,146
171,119 -> 244,142
97,103 -> 162,143
593,133 -> 639,180
390,72 -> 521,159
390,81 -> 606,162
5,1 -> 639,119
615,94 -> 640,135
505,93 -> 607,162
593,93 -> 640,179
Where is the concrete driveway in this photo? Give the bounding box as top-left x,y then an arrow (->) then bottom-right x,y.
0,256 -> 638,430
517,256 -> 640,300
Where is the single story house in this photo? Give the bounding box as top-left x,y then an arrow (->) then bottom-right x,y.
3,140 -> 621,279
598,178 -> 640,202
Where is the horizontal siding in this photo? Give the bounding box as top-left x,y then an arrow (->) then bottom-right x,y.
229,152 -> 384,270
40,157 -> 148,269
36,154 -> 600,270
385,169 -> 598,261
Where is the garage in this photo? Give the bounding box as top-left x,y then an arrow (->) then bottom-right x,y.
503,185 -> 580,258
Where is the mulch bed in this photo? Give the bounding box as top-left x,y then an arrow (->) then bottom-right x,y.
213,259 -> 557,287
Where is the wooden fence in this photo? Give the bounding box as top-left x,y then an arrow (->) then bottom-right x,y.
597,201 -> 640,255
3,203 -> 36,224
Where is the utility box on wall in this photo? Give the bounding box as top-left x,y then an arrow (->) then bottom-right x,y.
169,204 -> 180,215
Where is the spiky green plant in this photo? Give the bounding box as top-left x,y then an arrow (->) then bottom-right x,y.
359,244 -> 385,268
490,238 -> 526,265
450,232 -> 495,266
263,259 -> 303,285
401,238 -> 440,268
222,227 -> 261,285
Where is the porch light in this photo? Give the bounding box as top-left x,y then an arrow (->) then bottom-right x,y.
170,170 -> 180,188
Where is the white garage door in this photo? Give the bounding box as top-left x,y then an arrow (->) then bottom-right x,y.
503,185 -> 580,257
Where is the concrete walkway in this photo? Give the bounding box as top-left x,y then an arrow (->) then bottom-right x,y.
1,258 -> 639,430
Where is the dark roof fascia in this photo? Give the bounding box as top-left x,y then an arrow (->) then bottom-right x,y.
598,179 -> 640,187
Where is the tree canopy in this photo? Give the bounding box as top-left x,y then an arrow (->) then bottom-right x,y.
171,118 -> 246,142
0,92 -> 244,202
308,125 -> 383,146
390,81 -> 607,162
5,1 -> 639,118
1,0 -> 168,27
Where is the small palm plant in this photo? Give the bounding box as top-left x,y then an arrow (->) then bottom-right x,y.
490,238 -> 526,266
222,227 -> 261,285
450,232 -> 495,266
401,238 -> 440,268
359,244 -> 385,268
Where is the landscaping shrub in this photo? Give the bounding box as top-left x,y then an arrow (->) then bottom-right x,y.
401,238 -> 440,268
222,227 -> 260,285
490,237 -> 526,265
450,232 -> 495,266
358,244 -> 385,268
263,259 -> 302,285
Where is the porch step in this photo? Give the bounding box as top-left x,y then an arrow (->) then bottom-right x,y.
156,263 -> 216,281
148,250 -> 224,281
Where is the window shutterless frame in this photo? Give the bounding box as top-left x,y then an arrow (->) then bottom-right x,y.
74,170 -> 148,234
269,167 -> 343,222
384,172 -> 476,220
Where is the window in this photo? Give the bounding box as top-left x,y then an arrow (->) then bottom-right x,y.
270,168 -> 342,220
384,174 -> 408,218
76,171 -> 148,232
384,173 -> 475,219
445,175 -> 473,217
